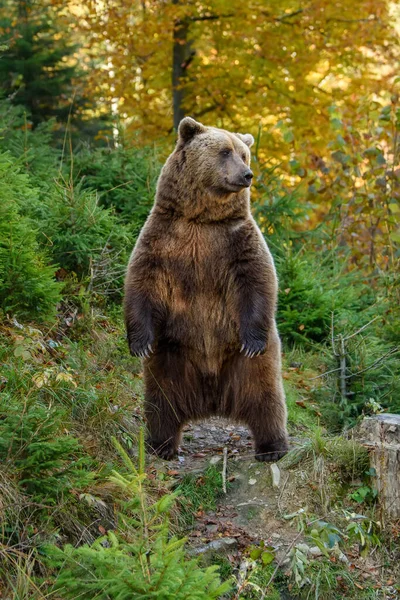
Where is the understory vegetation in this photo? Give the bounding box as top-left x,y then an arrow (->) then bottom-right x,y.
0,94 -> 398,598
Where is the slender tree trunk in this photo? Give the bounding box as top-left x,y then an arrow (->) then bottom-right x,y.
172,15 -> 189,131
172,0 -> 196,131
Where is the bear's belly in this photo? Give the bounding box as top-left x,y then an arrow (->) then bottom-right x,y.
160,291 -> 239,365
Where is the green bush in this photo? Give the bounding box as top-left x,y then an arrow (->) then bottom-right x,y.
0,100 -> 62,188
275,247 -> 368,346
314,332 -> 400,430
253,162 -> 310,246
0,151 -> 60,320
0,398 -> 92,500
44,438 -> 231,600
73,142 -> 160,235
38,178 -> 131,278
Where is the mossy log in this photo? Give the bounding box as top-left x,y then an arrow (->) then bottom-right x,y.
356,414 -> 400,520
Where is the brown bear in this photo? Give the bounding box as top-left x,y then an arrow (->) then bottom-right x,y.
124,117 -> 289,462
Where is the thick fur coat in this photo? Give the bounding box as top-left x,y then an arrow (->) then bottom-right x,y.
124,117 -> 289,461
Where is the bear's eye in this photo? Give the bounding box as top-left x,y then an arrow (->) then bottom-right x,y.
241,154 -> 247,162
221,148 -> 232,157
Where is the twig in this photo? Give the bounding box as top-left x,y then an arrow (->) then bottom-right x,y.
222,447 -> 228,494
344,347 -> 399,378
339,334 -> 347,399
277,473 -> 290,515
342,317 -> 379,342
309,366 -> 342,380
331,312 -> 337,357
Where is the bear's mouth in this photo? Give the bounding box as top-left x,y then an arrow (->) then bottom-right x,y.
226,179 -> 252,191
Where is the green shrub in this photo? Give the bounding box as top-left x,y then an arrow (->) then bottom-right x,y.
44,437 -> 231,600
275,247 -> 368,346
253,162 -> 310,246
0,100 -> 61,188
314,333 -> 400,430
0,397 -> 93,500
0,151 -> 60,320
40,179 -> 130,274
73,142 -> 160,235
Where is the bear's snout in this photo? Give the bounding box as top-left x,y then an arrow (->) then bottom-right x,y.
243,168 -> 253,186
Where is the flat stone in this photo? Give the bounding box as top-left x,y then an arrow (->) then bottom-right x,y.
206,524 -> 219,534
309,546 -> 323,557
190,537 -> 238,557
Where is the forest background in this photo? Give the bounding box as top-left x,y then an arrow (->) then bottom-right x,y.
0,0 -> 399,598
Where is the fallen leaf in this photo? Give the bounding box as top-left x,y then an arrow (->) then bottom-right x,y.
296,400 -> 307,408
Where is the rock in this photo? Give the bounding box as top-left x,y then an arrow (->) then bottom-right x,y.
209,455 -> 222,465
248,478 -> 257,485
309,546 -> 323,557
206,524 -> 219,534
271,532 -> 281,539
190,537 -> 238,558
296,543 -> 310,554
270,463 -> 281,488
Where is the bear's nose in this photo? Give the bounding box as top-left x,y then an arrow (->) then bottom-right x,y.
244,169 -> 253,181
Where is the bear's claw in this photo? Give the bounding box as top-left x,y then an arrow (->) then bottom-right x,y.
240,338 -> 266,358
255,439 -> 289,462
129,340 -> 154,359
147,439 -> 177,460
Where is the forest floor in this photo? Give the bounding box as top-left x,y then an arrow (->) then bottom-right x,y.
147,417 -> 399,599
1,312 -> 399,599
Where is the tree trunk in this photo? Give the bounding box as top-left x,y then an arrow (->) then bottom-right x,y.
172,19 -> 188,130
355,414 -> 400,521
172,2 -> 195,131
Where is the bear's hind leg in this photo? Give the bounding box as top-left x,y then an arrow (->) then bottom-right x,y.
224,353 -> 289,462
144,351 -> 201,460
144,381 -> 184,460
242,387 -> 288,462
145,394 -> 184,460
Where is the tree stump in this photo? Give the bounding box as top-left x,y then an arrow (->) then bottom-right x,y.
356,414 -> 400,520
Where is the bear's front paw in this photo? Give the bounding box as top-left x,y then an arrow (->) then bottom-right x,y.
128,332 -> 154,358
240,335 -> 266,358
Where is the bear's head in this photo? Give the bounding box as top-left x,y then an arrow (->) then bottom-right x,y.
175,117 -> 254,196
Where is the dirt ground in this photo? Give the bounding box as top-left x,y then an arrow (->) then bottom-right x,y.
153,418 -> 305,567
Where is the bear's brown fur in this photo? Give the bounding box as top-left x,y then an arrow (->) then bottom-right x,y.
124,117 -> 289,461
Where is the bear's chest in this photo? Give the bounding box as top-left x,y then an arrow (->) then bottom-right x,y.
160,223 -> 231,297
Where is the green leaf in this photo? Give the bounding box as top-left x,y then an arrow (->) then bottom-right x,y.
331,150 -> 349,164
283,130 -> 294,143
330,118 -> 343,130
391,229 -> 400,243
261,549 -> 275,565
250,547 -> 263,560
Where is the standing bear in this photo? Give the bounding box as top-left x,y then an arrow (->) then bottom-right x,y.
124,117 -> 289,462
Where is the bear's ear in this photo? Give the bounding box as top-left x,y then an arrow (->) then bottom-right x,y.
236,133 -> 254,148
178,117 -> 206,143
